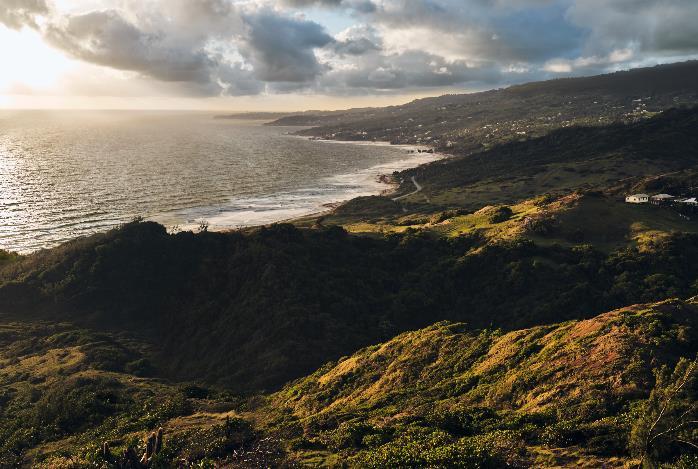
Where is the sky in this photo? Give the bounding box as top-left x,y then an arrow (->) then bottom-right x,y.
1,0 -> 697,111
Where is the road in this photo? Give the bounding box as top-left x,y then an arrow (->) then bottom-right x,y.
392,176 -> 423,201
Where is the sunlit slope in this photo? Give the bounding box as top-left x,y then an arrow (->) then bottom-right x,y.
309,107 -> 698,239
264,299 -> 698,467
7,298 -> 696,467
334,193 -> 698,252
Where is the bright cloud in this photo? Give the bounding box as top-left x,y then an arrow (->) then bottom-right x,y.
0,0 -> 697,105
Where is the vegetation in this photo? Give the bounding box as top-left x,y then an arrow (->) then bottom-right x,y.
4,218 -> 698,392
1,299 -> 695,466
266,299 -> 698,467
1,63 -> 698,466
270,61 -> 698,156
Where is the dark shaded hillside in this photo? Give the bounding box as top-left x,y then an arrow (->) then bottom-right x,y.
4,219 -> 698,393
270,61 -> 698,155
395,107 -> 698,206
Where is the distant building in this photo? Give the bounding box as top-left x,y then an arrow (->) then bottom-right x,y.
650,194 -> 675,205
625,194 -> 649,204
680,197 -> 698,205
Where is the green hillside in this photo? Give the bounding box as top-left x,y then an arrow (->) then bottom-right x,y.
2,299 -> 694,467
270,61 -> 698,155
305,108 -> 698,246
4,217 -> 698,399
267,299 -> 697,468
2,64 -> 698,467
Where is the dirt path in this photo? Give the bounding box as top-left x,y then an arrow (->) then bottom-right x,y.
392,176 -> 423,201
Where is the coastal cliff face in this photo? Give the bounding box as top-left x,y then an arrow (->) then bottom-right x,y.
1,64 -> 698,467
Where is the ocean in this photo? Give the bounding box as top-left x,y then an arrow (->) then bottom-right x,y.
0,110 -> 438,253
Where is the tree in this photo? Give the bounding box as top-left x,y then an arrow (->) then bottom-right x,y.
631,357 -> 698,467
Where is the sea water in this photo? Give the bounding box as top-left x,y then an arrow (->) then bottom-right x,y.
0,110 -> 438,253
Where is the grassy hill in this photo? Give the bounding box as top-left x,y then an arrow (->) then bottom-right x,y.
302,107 -> 698,243
3,299 -> 694,467
266,299 -> 698,467
2,63 -> 698,467
320,191 -> 698,254
4,216 -> 698,396
270,61 -> 698,155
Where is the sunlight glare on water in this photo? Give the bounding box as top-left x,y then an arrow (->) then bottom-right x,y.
0,110 -> 438,253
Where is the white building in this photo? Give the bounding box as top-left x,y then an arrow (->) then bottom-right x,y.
625,194 -> 649,204
650,194 -> 675,204
680,197 -> 698,205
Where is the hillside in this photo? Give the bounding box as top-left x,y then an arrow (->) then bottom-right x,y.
4,214 -> 698,396
3,299 -> 695,467
269,61 -> 698,156
2,63 -> 698,467
267,299 -> 698,467
303,107 -> 698,241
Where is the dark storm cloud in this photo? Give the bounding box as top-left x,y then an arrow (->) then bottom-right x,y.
241,10 -> 334,82
568,0 -> 698,55
0,0 -> 48,29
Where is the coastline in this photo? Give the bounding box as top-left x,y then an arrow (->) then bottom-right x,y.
270,140 -> 448,226
168,138 -> 447,232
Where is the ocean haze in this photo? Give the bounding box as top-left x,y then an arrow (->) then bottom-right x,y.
0,110 -> 432,253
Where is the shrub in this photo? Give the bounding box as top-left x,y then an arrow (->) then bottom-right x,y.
486,206 -> 514,224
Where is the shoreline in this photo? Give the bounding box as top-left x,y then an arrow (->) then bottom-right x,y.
243,137 -> 447,227
7,134 -> 447,254
170,138 -> 448,232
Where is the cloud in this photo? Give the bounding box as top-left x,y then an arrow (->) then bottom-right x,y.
34,2 -> 338,94
568,0 -> 698,56
331,24 -> 382,56
543,48 -> 634,74
44,10 -> 214,85
0,0 -> 48,29
4,0 -> 698,99
281,0 -> 376,12
319,49 -> 502,93
240,9 -> 334,82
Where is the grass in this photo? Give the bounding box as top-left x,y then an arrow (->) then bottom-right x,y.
304,109 -> 698,248
259,298 -> 697,467
527,194 -> 698,252
0,297 -> 695,466
315,191 -> 698,255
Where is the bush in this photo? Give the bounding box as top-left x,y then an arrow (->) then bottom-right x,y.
354,428 -> 513,469
486,206 -> 514,224
32,376 -> 127,437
